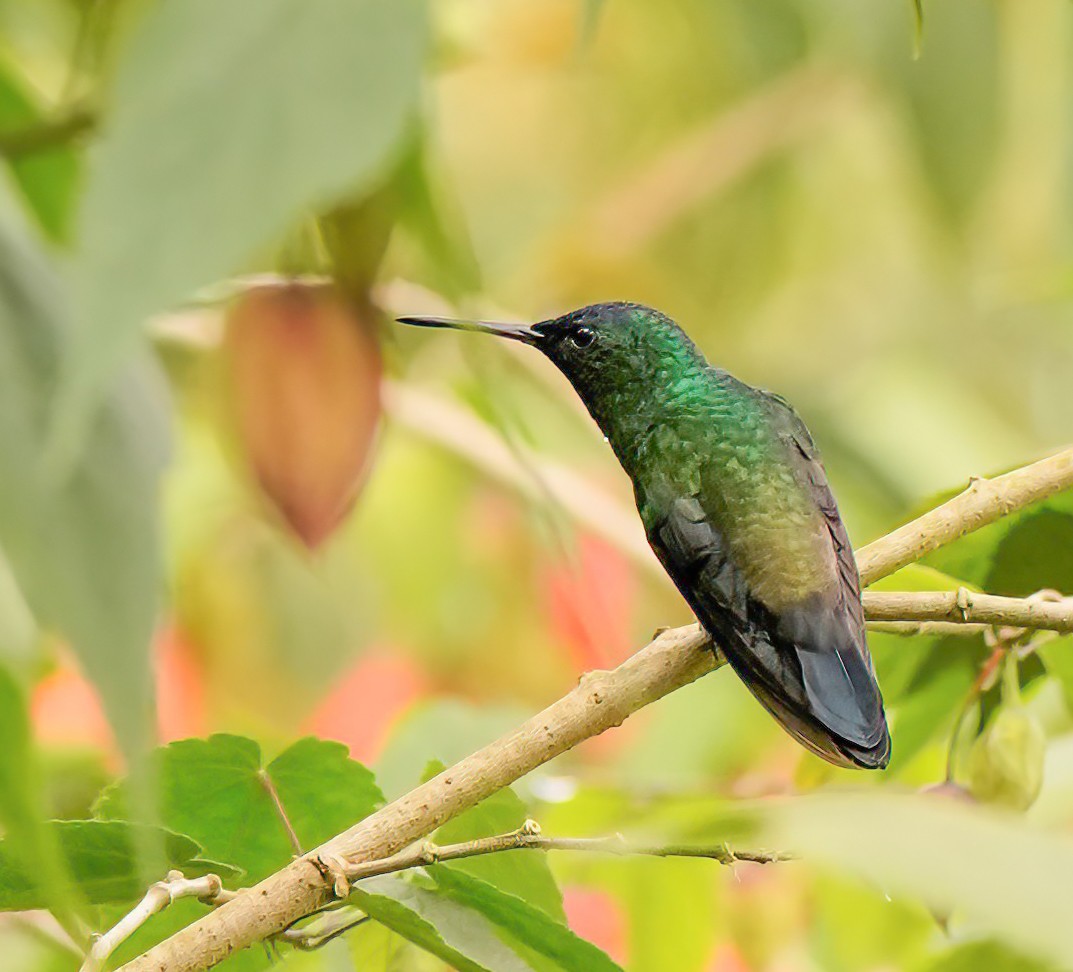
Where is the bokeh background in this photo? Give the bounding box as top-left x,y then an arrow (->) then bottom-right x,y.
2,0 -> 1073,970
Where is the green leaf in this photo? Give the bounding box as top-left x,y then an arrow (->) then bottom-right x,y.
1036,637 -> 1073,713
64,0 -> 428,441
867,562 -> 974,593
0,212 -> 167,760
756,792 -> 1073,969
427,762 -> 563,922
97,734 -> 385,882
352,875 -> 537,972
346,919 -> 404,972
985,509 -> 1073,598
0,58 -> 80,240
919,940 -> 1060,972
0,820 -> 237,910
428,866 -> 623,972
885,639 -> 979,771
0,665 -> 81,926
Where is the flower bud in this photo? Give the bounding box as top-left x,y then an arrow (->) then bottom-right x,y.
225,283 -> 381,547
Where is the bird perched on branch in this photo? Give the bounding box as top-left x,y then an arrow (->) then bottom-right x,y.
398,302 -> 890,769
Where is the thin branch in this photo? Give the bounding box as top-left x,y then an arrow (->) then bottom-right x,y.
332,820 -> 789,889
855,448 -> 1073,587
118,447 -> 1073,972
866,620 -> 989,637
279,911 -> 370,951
193,821 -> 787,953
863,589 -> 1073,634
81,872 -> 231,972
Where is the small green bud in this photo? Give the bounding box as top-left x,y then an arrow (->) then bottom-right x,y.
967,704 -> 1046,811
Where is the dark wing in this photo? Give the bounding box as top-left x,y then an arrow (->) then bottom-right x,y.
639,395 -> 890,769
759,392 -> 889,766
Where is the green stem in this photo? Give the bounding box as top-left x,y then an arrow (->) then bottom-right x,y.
1001,652 -> 1022,708
0,108 -> 95,158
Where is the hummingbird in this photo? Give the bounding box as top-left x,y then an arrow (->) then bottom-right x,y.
398,302 -> 890,769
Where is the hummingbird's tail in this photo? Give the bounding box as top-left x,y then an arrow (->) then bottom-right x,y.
730,649 -> 891,769
718,602 -> 891,771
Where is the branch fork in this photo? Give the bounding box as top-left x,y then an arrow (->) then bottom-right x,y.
80,872 -> 232,972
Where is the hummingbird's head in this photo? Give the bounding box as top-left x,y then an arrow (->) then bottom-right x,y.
397,302 -> 707,406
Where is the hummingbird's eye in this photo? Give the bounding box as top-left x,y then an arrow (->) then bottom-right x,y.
570,325 -> 596,349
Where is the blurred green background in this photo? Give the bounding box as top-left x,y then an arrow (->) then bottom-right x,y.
2,0 -> 1073,970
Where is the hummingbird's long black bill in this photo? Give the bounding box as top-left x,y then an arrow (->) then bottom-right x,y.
396,315 -> 540,342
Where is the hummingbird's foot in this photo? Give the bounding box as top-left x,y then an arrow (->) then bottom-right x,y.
309,852 -> 351,899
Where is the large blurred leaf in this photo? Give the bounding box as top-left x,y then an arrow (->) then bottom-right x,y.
0,820 -> 236,910
0,554 -> 35,670
428,866 -> 623,972
621,857 -> 715,972
0,57 -> 80,240
0,214 -> 167,759
754,792 -> 1073,968
97,734 -> 384,882
352,875 -> 537,972
63,0 -> 428,442
811,873 -> 933,972
427,761 -> 564,921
